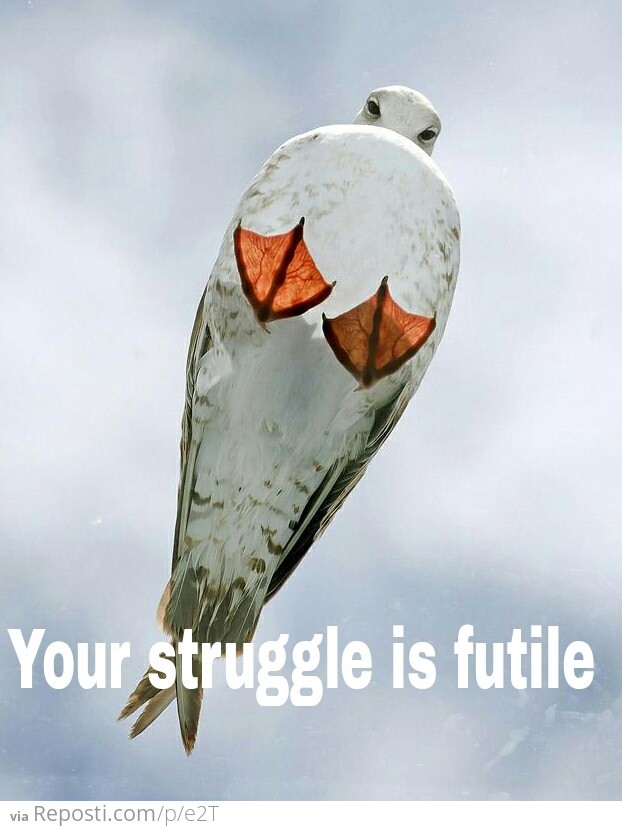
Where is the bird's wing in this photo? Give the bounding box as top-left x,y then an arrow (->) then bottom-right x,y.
171,289 -> 212,572
265,382 -> 411,602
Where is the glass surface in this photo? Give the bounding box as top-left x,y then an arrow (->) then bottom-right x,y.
1,0 -> 621,801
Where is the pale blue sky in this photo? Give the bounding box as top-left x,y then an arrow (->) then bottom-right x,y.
1,0 -> 622,800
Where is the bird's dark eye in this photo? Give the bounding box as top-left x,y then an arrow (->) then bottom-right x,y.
418,128 -> 437,142
366,98 -> 381,117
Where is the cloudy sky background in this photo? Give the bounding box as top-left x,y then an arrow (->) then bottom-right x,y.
1,0 -> 622,800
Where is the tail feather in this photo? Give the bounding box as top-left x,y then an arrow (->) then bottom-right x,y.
175,654 -> 203,756
129,685 -> 176,739
118,654 -> 177,743
118,665 -> 163,721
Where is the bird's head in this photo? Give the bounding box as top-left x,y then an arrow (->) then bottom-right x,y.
353,85 -> 441,156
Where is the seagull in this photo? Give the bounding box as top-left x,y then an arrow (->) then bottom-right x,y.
120,85 -> 460,753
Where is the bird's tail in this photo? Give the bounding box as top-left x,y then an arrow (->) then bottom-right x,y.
120,571 -> 265,753
118,648 -> 203,756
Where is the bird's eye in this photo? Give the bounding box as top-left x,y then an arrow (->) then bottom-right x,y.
366,98 -> 381,118
418,128 -> 437,142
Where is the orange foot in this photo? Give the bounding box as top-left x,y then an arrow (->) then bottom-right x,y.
322,277 -> 436,388
234,218 -> 334,324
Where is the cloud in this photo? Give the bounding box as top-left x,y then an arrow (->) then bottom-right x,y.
1,0 -> 621,800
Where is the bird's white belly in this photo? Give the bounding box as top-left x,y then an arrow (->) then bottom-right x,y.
183,125 -> 459,611
187,317 -> 373,555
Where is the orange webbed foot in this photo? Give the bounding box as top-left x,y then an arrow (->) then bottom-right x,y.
322,277 -> 436,388
234,218 -> 334,324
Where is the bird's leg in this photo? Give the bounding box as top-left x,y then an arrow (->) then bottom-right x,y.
234,218 -> 334,324
322,277 -> 436,388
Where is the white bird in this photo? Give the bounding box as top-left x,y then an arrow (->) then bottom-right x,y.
120,85 -> 460,753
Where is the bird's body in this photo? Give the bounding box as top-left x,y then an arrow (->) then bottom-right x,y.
121,88 -> 460,753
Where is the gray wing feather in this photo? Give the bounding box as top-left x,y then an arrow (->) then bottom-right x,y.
266,384 -> 412,602
171,289 -> 212,572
